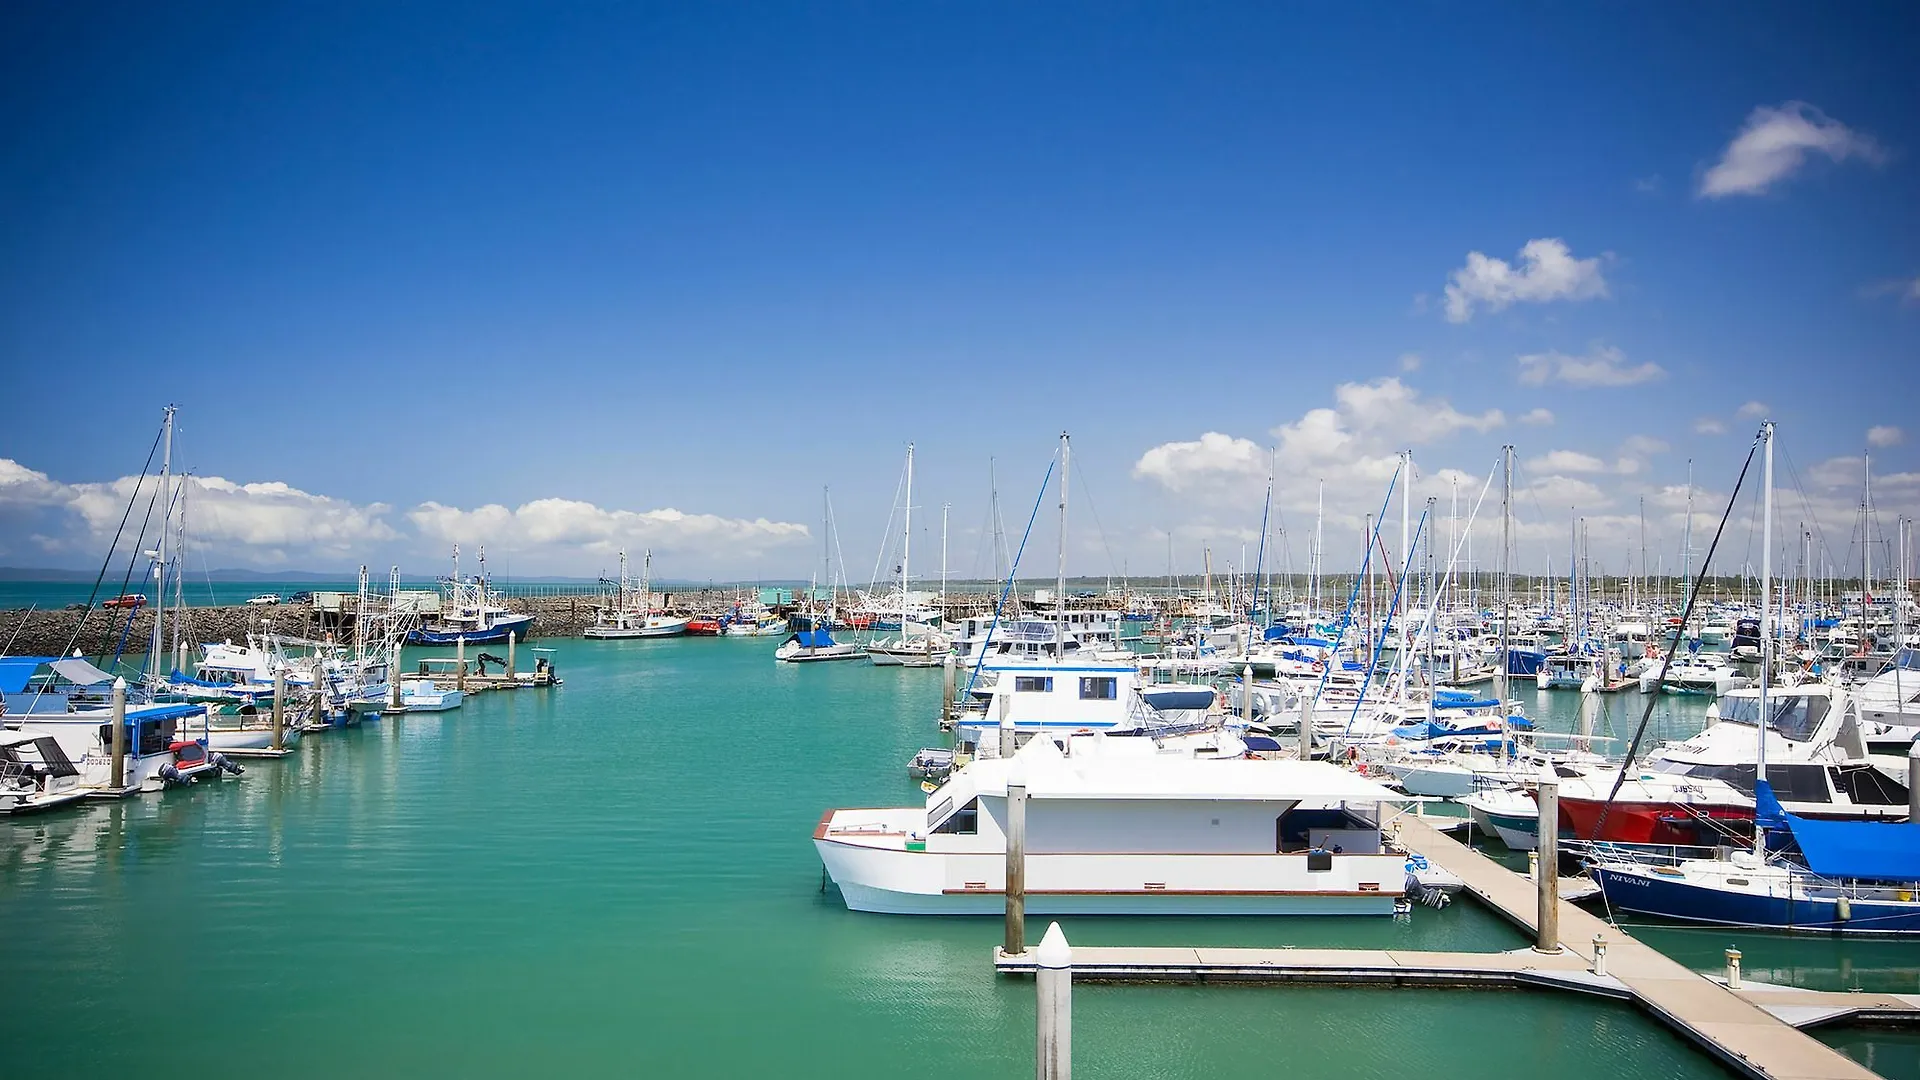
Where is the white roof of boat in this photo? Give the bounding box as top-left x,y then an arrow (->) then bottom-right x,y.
947,743 -> 1401,804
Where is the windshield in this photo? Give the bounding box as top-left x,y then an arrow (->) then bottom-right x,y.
1715,693 -> 1829,742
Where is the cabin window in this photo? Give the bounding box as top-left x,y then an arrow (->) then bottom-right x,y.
1767,764 -> 1832,804
933,798 -> 979,835
1014,677 -> 1052,693
1079,677 -> 1117,701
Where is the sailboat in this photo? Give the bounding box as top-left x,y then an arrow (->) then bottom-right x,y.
584,549 -> 690,639
777,489 -> 864,662
1585,421 -> 1920,932
867,444 -> 951,667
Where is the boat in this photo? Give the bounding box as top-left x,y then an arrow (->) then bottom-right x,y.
774,626 -> 864,662
906,746 -> 956,781
406,546 -> 534,645
722,605 -> 788,636
398,679 -> 464,712
1462,785 -> 1544,851
814,732 -> 1410,915
583,549 -> 690,639
14,700 -> 241,793
685,614 -> 727,636
0,733 -> 92,814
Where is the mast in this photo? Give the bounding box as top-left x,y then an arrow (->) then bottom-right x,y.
641,549 -> 653,619
1313,480 -> 1325,615
903,442 -> 914,637
1497,445 -> 1512,707
150,405 -> 175,680
1682,460 -> 1695,612
1757,419 -> 1775,858
940,502 -> 950,629
1864,453 -> 1874,633
1398,450 -> 1412,698
1055,432 -> 1069,658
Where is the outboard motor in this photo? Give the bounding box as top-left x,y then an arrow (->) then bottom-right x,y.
211,753 -> 244,776
158,762 -> 196,785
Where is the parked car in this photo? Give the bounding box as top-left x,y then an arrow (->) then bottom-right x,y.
288,591 -> 314,604
102,594 -> 146,609
245,594 -> 282,606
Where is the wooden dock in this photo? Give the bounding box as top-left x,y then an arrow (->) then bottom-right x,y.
994,817 -> 1884,1080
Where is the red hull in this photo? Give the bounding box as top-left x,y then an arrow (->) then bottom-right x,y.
1558,796 -> 1753,846
685,618 -> 725,636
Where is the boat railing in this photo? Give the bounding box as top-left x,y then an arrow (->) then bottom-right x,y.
1565,839 -> 1725,867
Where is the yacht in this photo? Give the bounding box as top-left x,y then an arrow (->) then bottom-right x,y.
814,733 -> 1409,915
584,549 -> 689,639
0,733 -> 92,814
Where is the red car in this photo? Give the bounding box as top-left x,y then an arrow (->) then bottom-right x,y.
102,594 -> 147,609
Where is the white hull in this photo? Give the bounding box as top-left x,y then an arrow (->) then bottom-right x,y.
205,725 -> 303,751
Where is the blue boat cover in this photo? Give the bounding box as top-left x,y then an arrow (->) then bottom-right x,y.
126,703 -> 208,724
0,656 -> 57,694
1434,696 -> 1500,710
795,628 -> 836,648
1758,781 -> 1920,882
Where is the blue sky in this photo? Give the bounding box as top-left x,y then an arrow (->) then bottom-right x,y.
1,3 -> 1915,583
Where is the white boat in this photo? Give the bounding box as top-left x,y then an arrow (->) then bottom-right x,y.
0,733 -> 92,814
775,626 -> 865,662
398,679 -> 464,712
814,733 -> 1408,915
584,549 -> 690,638
723,607 -> 789,636
1461,786 -> 1543,850
15,701 -> 240,793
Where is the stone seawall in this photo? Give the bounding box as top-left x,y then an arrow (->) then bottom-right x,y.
0,590 -> 763,657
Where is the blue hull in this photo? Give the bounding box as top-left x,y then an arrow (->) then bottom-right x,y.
406,615 -> 533,645
1505,649 -> 1546,677
1590,867 -> 1920,934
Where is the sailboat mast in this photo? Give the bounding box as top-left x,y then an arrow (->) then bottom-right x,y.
1683,460 -> 1695,611
1056,433 -> 1069,659
1399,450 -> 1412,692
1757,420 -> 1775,858
940,503 -> 949,626
903,443 -> 914,635
1497,445 -> 1512,707
1314,479 -> 1325,615
150,405 -> 175,678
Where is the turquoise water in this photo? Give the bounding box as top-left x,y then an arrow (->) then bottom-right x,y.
0,637 -> 1889,1077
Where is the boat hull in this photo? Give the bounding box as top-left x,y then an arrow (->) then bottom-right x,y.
1589,866 -> 1920,934
407,614 -> 533,645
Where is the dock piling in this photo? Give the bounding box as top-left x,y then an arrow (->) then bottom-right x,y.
456,636 -> 467,691
1726,948 -> 1743,989
389,643 -> 403,710
1035,922 -> 1071,1080
998,692 -> 1014,759
507,633 -> 516,679
1535,779 -> 1560,953
1006,768 -> 1027,957
1591,935 -> 1607,977
109,677 -> 127,790
1908,743 -> 1919,822
1297,691 -> 1312,760
941,655 -> 957,725
1240,666 -> 1253,730
312,676 -> 325,728
272,669 -> 285,751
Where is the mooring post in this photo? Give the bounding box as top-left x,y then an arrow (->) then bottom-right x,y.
1006,767 -> 1027,957
271,668 -> 286,751
1297,690 -> 1313,760
1726,947 -> 1742,989
1907,743 -> 1919,822
1591,934 -> 1608,977
1035,921 -> 1072,1080
389,643 -> 403,710
507,632 -> 516,679
1240,666 -> 1253,729
109,677 -> 127,790
998,690 -> 1014,759
941,654 -> 957,725
1535,779 -> 1560,952
312,673 -> 326,728
456,635 -> 467,691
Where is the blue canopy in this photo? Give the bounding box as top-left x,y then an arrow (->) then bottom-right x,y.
795,628 -> 836,648
125,703 -> 208,724
1434,696 -> 1500,710
0,656 -> 58,694
1758,781 -> 1920,882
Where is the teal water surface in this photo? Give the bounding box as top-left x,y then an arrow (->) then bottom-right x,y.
0,638 -> 1816,1077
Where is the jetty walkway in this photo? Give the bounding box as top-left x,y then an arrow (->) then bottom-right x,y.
999,817 -> 1884,1079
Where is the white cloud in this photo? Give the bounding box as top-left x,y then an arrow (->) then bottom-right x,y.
1441,238 -> 1609,323
1518,408 -> 1555,427
1621,435 -> 1670,458
1699,102 -> 1883,198
1737,401 -> 1769,418
0,456 -> 810,575
407,498 -> 812,566
1868,425 -> 1905,448
1135,377 -> 1504,539
1527,450 -> 1609,474
1527,475 -> 1611,510
1131,433 -> 1266,494
1516,344 -> 1665,388
1398,352 -> 1422,372
1694,417 -> 1728,436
